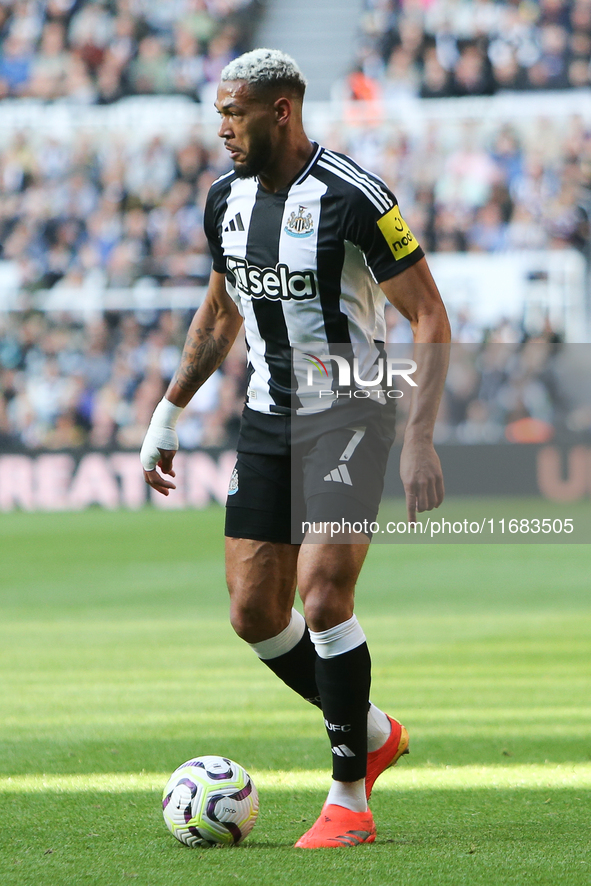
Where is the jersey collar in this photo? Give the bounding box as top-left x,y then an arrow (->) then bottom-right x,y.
257,142 -> 323,195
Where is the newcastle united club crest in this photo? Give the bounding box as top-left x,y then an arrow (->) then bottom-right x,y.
284,205 -> 314,238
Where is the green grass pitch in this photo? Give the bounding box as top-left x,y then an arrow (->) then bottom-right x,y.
1,504 -> 590,886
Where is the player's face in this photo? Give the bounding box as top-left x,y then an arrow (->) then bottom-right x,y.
215,81 -> 276,179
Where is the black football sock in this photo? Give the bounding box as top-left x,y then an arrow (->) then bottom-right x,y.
259,627 -> 322,708
315,642 -> 371,782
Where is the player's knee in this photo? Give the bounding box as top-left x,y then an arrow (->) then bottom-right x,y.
301,588 -> 354,633
299,561 -> 356,631
229,598 -> 287,644
229,600 -> 259,640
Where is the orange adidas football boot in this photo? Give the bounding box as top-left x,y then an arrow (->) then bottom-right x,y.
295,804 -> 376,849
365,715 -> 409,800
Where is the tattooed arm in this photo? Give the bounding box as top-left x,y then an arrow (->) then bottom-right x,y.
166,270 -> 243,407
142,269 -> 242,495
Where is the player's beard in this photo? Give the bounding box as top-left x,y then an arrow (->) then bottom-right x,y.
232,129 -> 274,179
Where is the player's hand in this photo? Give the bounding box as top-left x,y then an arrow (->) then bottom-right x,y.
400,439 -> 444,524
143,449 -> 177,496
140,397 -> 184,496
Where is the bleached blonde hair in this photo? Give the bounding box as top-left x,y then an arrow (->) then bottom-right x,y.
221,48 -> 307,96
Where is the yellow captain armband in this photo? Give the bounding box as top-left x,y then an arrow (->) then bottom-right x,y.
377,205 -> 420,261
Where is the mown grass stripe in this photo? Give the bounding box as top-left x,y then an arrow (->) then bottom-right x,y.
3,764 -> 591,794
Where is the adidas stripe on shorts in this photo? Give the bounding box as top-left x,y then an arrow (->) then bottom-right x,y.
224,405 -> 396,544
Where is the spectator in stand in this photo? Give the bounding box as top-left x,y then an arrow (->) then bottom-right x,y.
452,42 -> 495,96
68,2 -> 114,75
420,46 -> 453,97
28,20 -> 71,99
129,36 -> 173,94
169,27 -> 205,96
0,34 -> 34,97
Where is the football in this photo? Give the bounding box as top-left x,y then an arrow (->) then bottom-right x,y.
162,755 -> 259,847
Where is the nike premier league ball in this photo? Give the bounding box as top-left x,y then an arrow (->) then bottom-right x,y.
162,756 -> 259,847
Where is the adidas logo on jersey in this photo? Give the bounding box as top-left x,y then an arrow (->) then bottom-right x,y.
323,464 -> 353,485
224,212 -> 245,232
226,256 -> 317,301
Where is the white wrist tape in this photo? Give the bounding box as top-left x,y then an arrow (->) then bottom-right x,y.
140,398 -> 184,471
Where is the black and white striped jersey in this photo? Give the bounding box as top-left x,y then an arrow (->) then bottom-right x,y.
203,142 -> 424,414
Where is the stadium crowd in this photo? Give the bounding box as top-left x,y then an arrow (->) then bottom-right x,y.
0,109 -> 588,449
325,110 -> 588,256
0,110 -> 587,293
353,0 -> 591,98
1,305 -> 584,453
0,0 -> 260,102
0,129 -> 222,292
0,0 -> 589,452
0,308 -> 247,450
